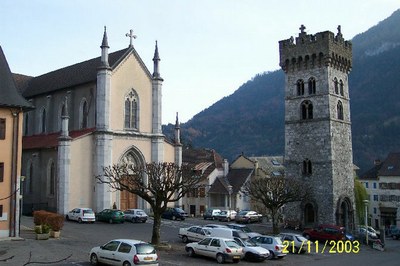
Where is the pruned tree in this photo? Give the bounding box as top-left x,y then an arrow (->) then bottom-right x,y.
354,177 -> 368,224
241,176 -> 310,234
96,162 -> 202,245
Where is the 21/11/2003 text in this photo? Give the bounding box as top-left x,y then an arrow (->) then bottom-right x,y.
282,240 -> 360,254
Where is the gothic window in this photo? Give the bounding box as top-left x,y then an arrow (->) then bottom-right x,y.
308,77 -> 316,95
46,161 -> 56,196
0,118 -> 5,139
303,159 -> 312,175
334,78 -> 339,94
296,79 -> 305,96
40,108 -> 47,134
124,89 -> 139,129
337,101 -> 344,120
0,162 -> 4,182
339,80 -> 344,96
80,99 -> 88,129
301,100 -> 313,120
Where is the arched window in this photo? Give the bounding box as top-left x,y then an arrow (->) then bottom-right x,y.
296,79 -> 305,96
124,89 -> 139,129
339,80 -> 344,96
40,108 -> 46,134
47,161 -> 55,196
308,77 -> 316,94
301,100 -> 313,120
303,159 -> 312,175
80,99 -> 88,129
334,78 -> 339,94
337,101 -> 344,120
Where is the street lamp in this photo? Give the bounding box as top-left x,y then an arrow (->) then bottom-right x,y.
363,199 -> 369,245
227,185 -> 233,210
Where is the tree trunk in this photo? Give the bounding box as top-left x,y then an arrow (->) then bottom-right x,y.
271,209 -> 280,234
151,211 -> 162,245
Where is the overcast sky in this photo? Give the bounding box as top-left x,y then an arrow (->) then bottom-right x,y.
2,0 -> 399,123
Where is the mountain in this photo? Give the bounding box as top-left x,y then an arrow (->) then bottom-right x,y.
163,9 -> 400,173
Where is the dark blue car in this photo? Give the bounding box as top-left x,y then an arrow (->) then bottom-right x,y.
161,207 -> 188,220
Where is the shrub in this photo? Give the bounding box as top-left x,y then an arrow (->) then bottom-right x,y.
47,213 -> 64,231
34,224 -> 51,234
33,210 -> 50,225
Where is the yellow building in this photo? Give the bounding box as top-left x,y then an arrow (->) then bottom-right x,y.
0,46 -> 33,238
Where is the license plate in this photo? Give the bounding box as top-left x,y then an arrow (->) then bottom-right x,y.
144,256 -> 153,261
233,256 -> 240,259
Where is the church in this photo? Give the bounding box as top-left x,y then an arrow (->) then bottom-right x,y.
14,28 -> 182,215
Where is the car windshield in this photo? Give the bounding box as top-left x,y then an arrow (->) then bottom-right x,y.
295,236 -> 308,242
225,240 -> 240,248
244,240 -> 258,247
175,208 -> 185,213
274,237 -> 283,245
219,211 -> 227,215
238,211 -> 248,215
137,211 -> 145,215
135,243 -> 156,254
83,209 -> 94,214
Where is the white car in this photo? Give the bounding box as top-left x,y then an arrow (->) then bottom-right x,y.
279,232 -> 310,253
235,210 -> 263,223
227,223 -> 261,238
250,235 -> 287,259
234,237 -> 270,262
179,226 -> 212,243
66,208 -> 95,223
89,239 -> 158,266
216,210 -> 237,222
185,237 -> 243,264
124,209 -> 148,223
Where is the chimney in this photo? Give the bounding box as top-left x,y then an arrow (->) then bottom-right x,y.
223,159 -> 229,177
374,159 -> 381,166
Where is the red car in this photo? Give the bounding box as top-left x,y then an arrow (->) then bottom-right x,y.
302,224 -> 347,242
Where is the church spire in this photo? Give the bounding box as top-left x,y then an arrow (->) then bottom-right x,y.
152,41 -> 162,79
175,112 -> 181,145
100,26 -> 110,68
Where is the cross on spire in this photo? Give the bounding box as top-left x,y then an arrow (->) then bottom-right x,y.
299,24 -> 306,34
125,29 -> 137,47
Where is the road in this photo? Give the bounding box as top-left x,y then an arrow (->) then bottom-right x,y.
0,216 -> 399,265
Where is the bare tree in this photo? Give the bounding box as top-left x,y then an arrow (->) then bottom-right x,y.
96,162 -> 201,245
241,176 -> 309,234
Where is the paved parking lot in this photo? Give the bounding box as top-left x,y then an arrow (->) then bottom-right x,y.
0,216 -> 399,265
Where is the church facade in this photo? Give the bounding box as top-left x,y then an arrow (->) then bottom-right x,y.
279,26 -> 355,229
16,28 -> 181,215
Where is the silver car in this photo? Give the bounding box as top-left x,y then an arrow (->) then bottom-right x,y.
234,237 -> 270,262
279,232 -> 310,253
123,209 -> 148,223
250,235 -> 287,259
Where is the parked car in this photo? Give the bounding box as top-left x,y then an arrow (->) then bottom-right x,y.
303,224 -> 347,242
161,207 -> 188,221
250,235 -> 287,259
66,208 -> 95,223
234,237 -> 270,262
95,209 -> 125,224
209,227 -> 249,240
235,210 -> 263,223
124,209 -> 148,223
227,223 -> 261,238
216,210 -> 237,222
356,226 -> 378,239
89,239 -> 158,266
203,208 -> 221,220
185,237 -> 243,263
390,227 -> 400,240
278,232 -> 310,253
179,226 -> 212,243
204,224 -> 229,229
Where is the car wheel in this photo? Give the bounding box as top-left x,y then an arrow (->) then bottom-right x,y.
187,247 -> 195,257
393,235 -> 397,240
132,218 -> 136,223
109,219 -> 113,224
78,218 -> 82,224
216,253 -> 225,264
66,215 -> 70,221
244,252 -> 252,261
227,217 -> 231,222
268,250 -> 275,259
90,253 -> 98,265
182,236 -> 189,243
122,261 -> 131,266
142,220 -> 146,223
172,215 -> 176,221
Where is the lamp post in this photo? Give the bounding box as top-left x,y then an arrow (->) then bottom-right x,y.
227,185 -> 233,210
363,199 -> 369,245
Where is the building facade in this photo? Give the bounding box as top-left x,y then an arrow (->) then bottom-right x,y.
0,46 -> 33,237
279,26 -> 355,229
359,153 -> 400,229
15,29 -> 181,215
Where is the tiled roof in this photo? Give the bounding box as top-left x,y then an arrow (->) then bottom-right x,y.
183,147 -> 223,168
358,164 -> 380,180
249,156 -> 285,176
23,128 -> 95,149
378,152 -> 400,176
0,46 -> 33,109
208,169 -> 253,194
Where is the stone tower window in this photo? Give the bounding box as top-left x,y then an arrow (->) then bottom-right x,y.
339,80 -> 344,96
80,99 -> 88,129
334,78 -> 339,94
297,79 -> 305,96
301,100 -> 313,120
308,77 -> 316,95
303,159 -> 312,175
124,89 -> 139,130
337,101 -> 344,120
40,108 -> 47,134
0,118 -> 5,139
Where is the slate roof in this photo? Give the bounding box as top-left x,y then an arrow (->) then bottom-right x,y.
208,169 -> 253,194
359,152 -> 400,179
0,46 -> 33,109
249,156 -> 285,176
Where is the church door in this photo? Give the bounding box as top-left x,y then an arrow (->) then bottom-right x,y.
304,203 -> 316,227
120,189 -> 137,210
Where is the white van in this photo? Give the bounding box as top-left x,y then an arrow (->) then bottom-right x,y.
209,227 -> 249,240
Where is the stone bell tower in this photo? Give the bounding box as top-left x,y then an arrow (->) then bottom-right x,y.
279,25 -> 355,229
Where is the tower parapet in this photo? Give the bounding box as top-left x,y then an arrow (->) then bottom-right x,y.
279,25 -> 352,74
